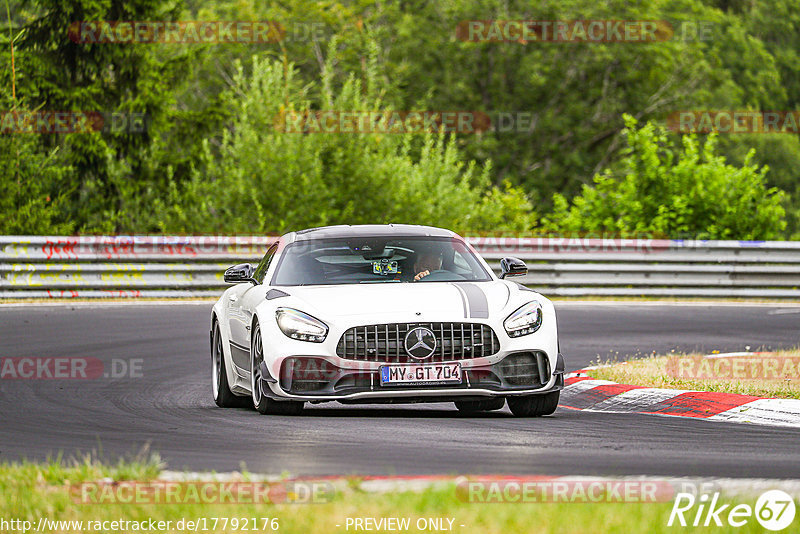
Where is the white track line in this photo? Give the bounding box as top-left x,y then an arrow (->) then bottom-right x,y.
709,399 -> 800,428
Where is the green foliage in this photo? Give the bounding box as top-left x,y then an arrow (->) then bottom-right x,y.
140,52 -> 536,234
0,130 -> 74,234
1,0 -> 799,239
543,115 -> 786,239
13,0 -> 194,232
374,0 -> 782,200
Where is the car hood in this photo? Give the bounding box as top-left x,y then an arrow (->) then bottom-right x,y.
282,281 -> 515,321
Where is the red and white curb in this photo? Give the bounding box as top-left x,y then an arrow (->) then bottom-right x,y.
562,370 -> 800,429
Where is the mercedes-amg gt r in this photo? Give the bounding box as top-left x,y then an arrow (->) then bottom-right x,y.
209,225 -> 565,416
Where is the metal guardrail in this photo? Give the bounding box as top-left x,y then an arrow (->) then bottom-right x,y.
1,235 -> 800,299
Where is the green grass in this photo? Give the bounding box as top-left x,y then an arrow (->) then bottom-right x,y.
0,458 -> 796,533
589,350 -> 800,399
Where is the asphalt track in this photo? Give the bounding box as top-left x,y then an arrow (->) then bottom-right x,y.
0,302 -> 799,477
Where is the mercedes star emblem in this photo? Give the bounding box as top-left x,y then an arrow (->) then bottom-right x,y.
404,327 -> 437,360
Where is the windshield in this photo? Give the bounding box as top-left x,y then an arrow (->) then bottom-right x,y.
270,236 -> 492,286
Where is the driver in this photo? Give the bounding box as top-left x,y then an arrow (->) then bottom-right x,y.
413,247 -> 443,281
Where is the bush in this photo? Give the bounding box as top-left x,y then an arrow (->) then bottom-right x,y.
542,115 -> 787,239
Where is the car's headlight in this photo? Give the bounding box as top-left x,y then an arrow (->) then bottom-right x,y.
275,308 -> 328,342
504,301 -> 543,337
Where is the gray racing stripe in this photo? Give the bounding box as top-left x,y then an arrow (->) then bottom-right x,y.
454,283 -> 489,318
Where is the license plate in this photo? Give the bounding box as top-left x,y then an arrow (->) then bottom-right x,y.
380,362 -> 462,386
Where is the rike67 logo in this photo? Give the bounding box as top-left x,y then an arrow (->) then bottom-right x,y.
668,489 -> 796,531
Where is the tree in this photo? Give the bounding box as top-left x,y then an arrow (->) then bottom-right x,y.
542,115 -> 786,239
16,0 -> 191,231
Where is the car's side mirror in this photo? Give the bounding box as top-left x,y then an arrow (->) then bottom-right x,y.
499,257 -> 527,279
224,263 -> 257,284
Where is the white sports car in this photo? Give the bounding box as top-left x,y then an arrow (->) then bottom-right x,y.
210,225 -> 564,416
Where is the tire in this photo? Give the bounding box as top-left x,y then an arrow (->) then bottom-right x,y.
211,320 -> 249,408
507,391 -> 560,417
251,321 -> 304,416
454,398 -> 506,414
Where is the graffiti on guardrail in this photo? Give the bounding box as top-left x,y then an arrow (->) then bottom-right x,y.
40,289 -> 145,298
43,239 -> 79,260
5,264 -> 84,286
2,236 -> 275,260
46,289 -> 80,298
1,264 -> 200,286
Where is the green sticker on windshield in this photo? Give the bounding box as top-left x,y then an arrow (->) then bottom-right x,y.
373,260 -> 399,275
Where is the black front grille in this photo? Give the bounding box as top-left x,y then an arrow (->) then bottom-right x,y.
336,323 -> 500,363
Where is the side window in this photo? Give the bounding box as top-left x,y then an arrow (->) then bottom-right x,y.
253,243 -> 278,284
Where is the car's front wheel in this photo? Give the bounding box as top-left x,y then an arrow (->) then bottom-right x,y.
251,322 -> 304,416
507,391 -> 560,417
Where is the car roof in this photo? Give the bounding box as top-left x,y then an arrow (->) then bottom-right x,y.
283,224 -> 458,243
